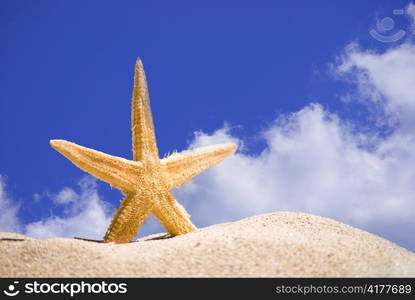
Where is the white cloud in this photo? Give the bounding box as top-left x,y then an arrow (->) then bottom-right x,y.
0,175 -> 113,240
335,42 -> 415,130
174,105 -> 414,227
52,188 -> 79,205
25,176 -> 113,239
407,3 -> 415,26
0,176 -> 21,233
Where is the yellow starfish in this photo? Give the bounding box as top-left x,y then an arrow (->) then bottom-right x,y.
50,58 -> 237,243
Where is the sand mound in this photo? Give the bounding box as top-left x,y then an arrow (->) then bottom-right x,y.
1,212 -> 414,277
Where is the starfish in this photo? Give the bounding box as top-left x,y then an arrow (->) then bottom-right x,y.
50,58 -> 237,243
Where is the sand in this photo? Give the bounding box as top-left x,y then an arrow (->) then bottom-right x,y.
1,212 -> 414,277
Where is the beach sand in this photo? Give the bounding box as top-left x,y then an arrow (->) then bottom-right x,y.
1,212 -> 414,277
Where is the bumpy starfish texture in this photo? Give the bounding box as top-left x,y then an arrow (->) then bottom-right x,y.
50,58 -> 237,243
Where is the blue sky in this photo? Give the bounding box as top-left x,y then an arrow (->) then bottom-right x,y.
1,1 -> 415,251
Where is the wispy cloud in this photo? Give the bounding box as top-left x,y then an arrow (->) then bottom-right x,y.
25,176 -> 112,239
407,2 -> 415,28
335,42 -> 415,130
0,175 -> 21,233
0,176 -> 112,240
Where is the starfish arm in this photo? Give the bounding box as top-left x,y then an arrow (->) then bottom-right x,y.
104,193 -> 153,243
131,58 -> 159,162
161,143 -> 237,188
50,139 -> 143,193
152,192 -> 197,235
